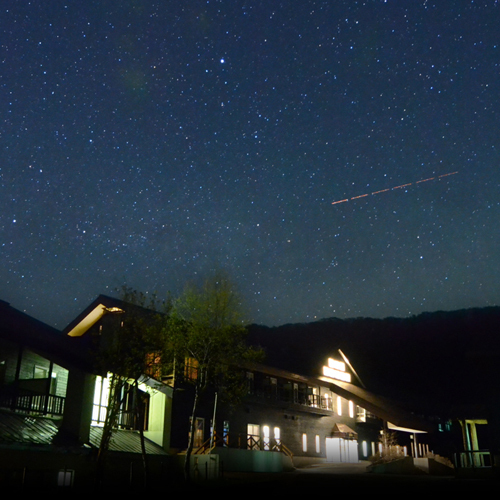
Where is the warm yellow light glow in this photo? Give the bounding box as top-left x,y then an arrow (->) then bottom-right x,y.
323,365 -> 351,383
67,304 -> 107,337
387,422 -> 428,434
337,396 -> 342,416
357,406 -> 366,422
92,374 -> 111,426
328,358 -> 346,371
349,400 -> 354,418
263,425 -> 270,450
302,433 -> 308,452
67,304 -> 124,337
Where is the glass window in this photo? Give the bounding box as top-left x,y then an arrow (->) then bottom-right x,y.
247,423 -> 260,450
274,427 -> 281,450
223,421 -> 230,446
263,425 -> 270,450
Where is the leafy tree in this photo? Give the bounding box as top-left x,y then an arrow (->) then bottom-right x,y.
166,273 -> 262,481
95,288 -> 168,488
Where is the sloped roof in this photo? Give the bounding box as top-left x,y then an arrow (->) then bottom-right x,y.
333,423 -> 357,437
62,294 -> 163,338
89,426 -> 168,455
0,410 -> 168,455
62,295 -> 127,338
0,410 -> 60,446
242,360 -> 432,433
322,377 -> 433,433
0,299 -> 89,371
1,299 -> 61,353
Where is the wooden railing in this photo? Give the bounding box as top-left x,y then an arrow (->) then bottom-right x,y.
193,431 -> 294,462
0,388 -> 65,416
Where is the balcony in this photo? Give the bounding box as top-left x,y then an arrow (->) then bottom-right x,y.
250,387 -> 334,414
0,387 -> 65,416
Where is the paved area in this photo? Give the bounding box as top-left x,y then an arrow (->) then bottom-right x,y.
292,461 -> 371,474
209,462 -> 497,493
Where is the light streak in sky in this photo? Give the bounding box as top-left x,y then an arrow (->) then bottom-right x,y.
331,171 -> 458,205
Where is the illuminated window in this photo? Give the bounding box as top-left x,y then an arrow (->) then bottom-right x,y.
315,435 -> 320,453
323,392 -> 332,410
302,433 -> 307,452
357,406 -> 366,422
189,417 -> 204,448
349,400 -> 354,418
362,441 -> 368,457
33,365 -> 58,393
247,424 -> 260,450
184,357 -> 199,381
145,352 -> 162,380
274,427 -> 281,450
92,375 -> 110,426
263,425 -> 270,450
337,396 -> 342,416
57,469 -> 74,487
188,417 -> 205,448
33,365 -> 49,379
308,387 -> 319,407
92,374 -> 149,431
223,421 -> 230,446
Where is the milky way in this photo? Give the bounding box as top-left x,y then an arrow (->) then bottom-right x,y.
1,1 -> 499,328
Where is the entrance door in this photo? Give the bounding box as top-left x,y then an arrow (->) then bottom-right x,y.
325,437 -> 359,463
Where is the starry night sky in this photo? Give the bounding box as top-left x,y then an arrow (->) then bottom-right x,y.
1,1 -> 499,329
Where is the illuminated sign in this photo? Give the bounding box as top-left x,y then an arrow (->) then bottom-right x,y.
328,358 -> 345,372
322,358 -> 351,383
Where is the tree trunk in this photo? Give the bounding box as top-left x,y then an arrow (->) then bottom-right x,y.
96,375 -> 125,488
136,383 -> 149,488
184,387 -> 200,482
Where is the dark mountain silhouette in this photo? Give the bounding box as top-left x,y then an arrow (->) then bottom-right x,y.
247,307 -> 500,417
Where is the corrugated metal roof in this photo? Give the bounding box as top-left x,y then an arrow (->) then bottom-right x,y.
0,411 -> 168,455
0,410 -> 60,445
89,426 -> 168,455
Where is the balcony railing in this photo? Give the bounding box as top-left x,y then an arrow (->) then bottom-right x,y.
253,388 -> 334,411
0,388 -> 65,416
